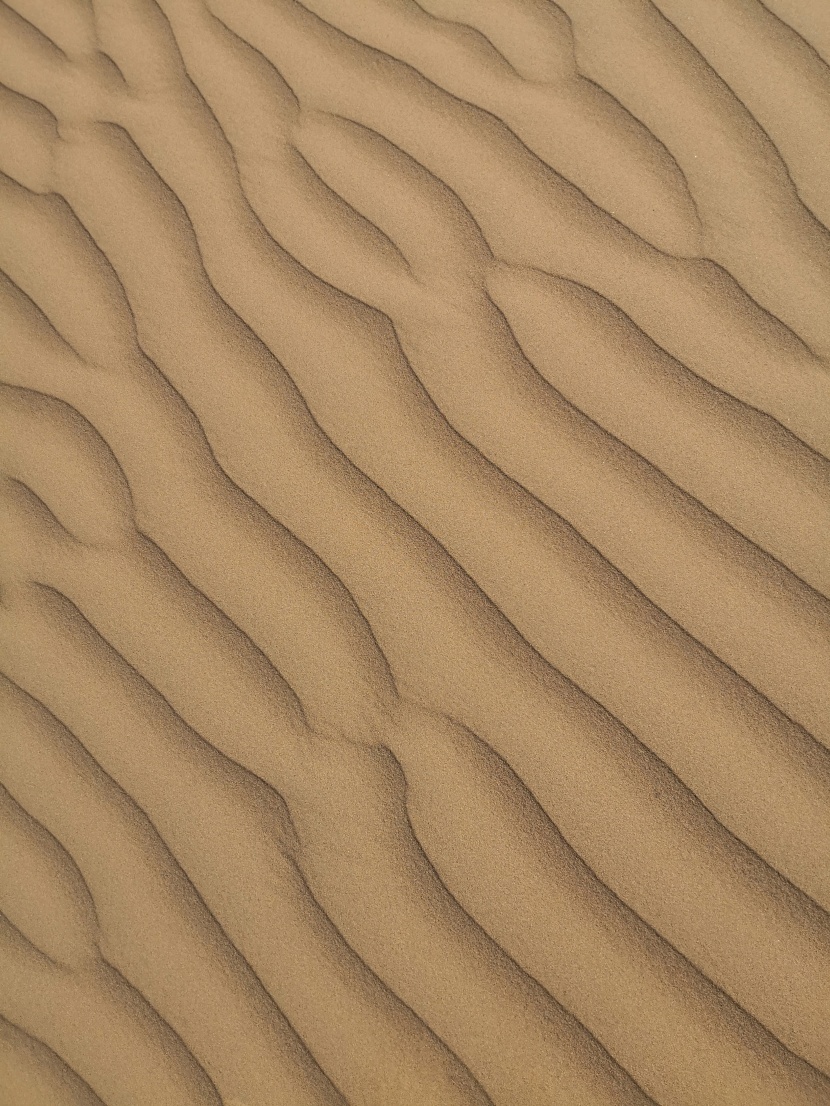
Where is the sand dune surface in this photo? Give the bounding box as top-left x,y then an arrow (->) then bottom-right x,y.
1,1 -> 829,1104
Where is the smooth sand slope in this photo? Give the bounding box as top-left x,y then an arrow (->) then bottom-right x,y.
1,1 -> 829,1103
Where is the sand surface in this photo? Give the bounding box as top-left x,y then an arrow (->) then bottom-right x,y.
1,1 -> 829,1103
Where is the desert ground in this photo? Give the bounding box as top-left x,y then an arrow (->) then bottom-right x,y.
1,1 -> 830,1103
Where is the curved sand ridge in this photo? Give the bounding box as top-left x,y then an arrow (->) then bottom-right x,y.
0,1 -> 829,1103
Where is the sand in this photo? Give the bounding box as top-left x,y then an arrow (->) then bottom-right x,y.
0,0 -> 829,1103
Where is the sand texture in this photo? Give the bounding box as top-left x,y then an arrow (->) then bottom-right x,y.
1,0 -> 829,1103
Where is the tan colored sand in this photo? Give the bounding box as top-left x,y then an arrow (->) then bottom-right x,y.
1,1 -> 829,1104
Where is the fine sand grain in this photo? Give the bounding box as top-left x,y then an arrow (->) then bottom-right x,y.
1,1 -> 829,1104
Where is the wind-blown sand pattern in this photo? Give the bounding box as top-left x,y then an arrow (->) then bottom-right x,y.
1,0 -> 829,1103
